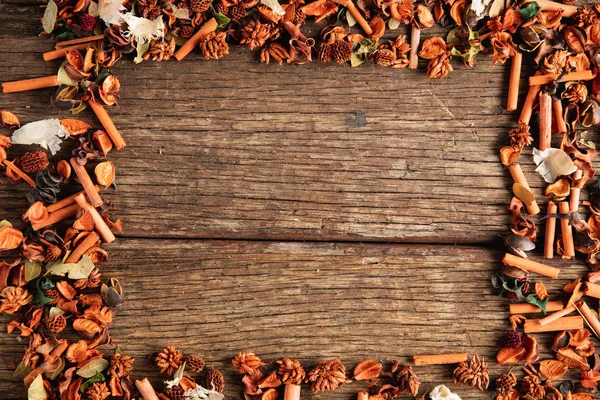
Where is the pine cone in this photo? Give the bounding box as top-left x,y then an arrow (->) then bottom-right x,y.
144,38 -> 177,62
86,382 -> 110,400
240,20 -> 273,50
164,385 -> 185,400
260,43 -> 290,65
190,0 -> 211,13
46,314 -> 67,333
206,368 -> 225,392
230,4 -> 247,20
317,43 -> 333,62
396,366 -> 419,396
20,151 -> 49,174
276,358 -> 305,385
156,346 -> 183,375
332,41 -> 351,63
503,330 -> 523,348
452,355 -> 489,391
375,49 -> 397,67
232,352 -> 265,375
199,31 -> 229,60
109,353 -> 135,378
180,25 -> 195,38
306,359 -> 352,393
185,354 -> 205,373
496,370 -> 517,396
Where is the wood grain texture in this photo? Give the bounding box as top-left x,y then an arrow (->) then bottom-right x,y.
0,3 -> 534,244
0,241 -> 586,399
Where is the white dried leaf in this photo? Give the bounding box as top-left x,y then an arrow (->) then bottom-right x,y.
88,1 -> 99,16
171,4 -> 190,19
45,255 -> 95,280
470,0 -> 493,18
261,0 -> 285,15
12,119 -> 69,155
533,147 -> 578,183
184,384 -> 225,400
43,0 -> 58,34
28,375 -> 47,400
98,0 -> 126,25
388,17 -> 400,29
121,13 -> 165,43
347,9 -> 357,26
430,385 -> 462,400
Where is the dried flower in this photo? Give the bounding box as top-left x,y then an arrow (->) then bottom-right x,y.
156,346 -> 183,375
396,366 -> 420,396
276,358 -> 305,385
260,43 -> 290,65
306,359 -> 351,393
490,32 -> 516,65
185,354 -> 206,373
121,13 -> 165,43
86,382 -> 110,400
206,368 -> 225,392
504,330 -> 522,348
199,32 -> 229,60
109,352 -> 134,377
143,38 -> 176,61
520,365 -> 545,399
232,352 -> 265,375
563,82 -> 588,103
508,123 -> 532,150
427,53 -> 453,79
46,314 -> 67,333
452,354 -> 489,391
540,50 -> 570,75
0,287 -> 33,315
241,20 -> 274,50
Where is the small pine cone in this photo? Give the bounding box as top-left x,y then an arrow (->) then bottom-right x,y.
190,0 -> 211,13
46,314 -> 67,333
156,346 -> 183,375
143,38 -> 177,62
276,358 -> 305,385
230,4 -> 247,21
503,331 -> 522,348
164,385 -> 185,400
332,40 -> 351,63
375,49 -> 397,67
317,43 -> 333,62
180,25 -> 195,38
20,151 -> 49,174
185,354 -> 205,373
293,9 -> 306,25
496,371 -> 517,396
232,352 -> 265,375
199,31 -> 230,60
240,20 -> 273,50
206,368 -> 225,393
86,382 -> 110,400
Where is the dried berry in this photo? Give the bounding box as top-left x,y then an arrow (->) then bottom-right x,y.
503,330 -> 522,348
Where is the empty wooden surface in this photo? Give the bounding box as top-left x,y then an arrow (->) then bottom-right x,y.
0,1 -> 580,399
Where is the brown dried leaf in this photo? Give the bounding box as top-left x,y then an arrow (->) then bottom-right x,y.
418,37 -> 447,59
496,346 -> 525,365
0,226 -> 24,251
72,318 -> 102,335
73,211 -> 94,232
539,359 -> 568,380
59,119 -> 91,136
557,347 -> 590,370
535,281 -> 548,300
500,146 -> 521,166
95,161 -> 115,188
353,360 -> 383,381
546,179 -> 570,200
522,334 -> 540,364
1,110 -> 20,128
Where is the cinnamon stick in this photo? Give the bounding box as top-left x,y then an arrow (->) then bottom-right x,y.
409,26 -> 421,70
502,253 -> 560,279
331,0 -> 373,36
65,231 -> 100,263
284,384 -> 301,400
55,34 -> 105,48
88,100 -> 126,150
2,75 -> 59,93
31,203 -> 79,231
174,18 -> 218,61
70,158 -> 104,208
47,186 -> 100,213
413,353 -> 468,366
524,0 -> 578,17
524,315 -> 583,333
74,193 -> 116,243
553,98 -> 567,134
509,300 -> 564,315
519,72 -> 542,125
507,163 -> 540,215
43,43 -> 91,61
507,52 -> 522,111
558,201 -> 575,259
544,201 -> 557,259
135,379 -> 160,400
2,159 -> 36,187
538,303 -> 576,325
530,70 -> 595,86
570,169 -> 583,212
582,282 -> 600,299
575,300 -> 600,337
539,92 -> 552,151
24,340 -> 68,387
357,391 -> 369,400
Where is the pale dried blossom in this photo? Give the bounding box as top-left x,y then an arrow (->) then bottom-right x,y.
533,147 -> 578,183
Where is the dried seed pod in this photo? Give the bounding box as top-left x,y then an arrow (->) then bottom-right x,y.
46,314 -> 67,333
101,278 -> 123,307
206,368 -> 225,393
56,160 -> 72,180
502,234 -> 535,258
20,151 -> 49,174
185,354 -> 206,373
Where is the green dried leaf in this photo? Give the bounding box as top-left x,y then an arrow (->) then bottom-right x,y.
351,38 -> 378,67
45,255 -> 95,280
211,6 -> 231,27
80,371 -> 105,393
24,260 -> 42,282
12,361 -> 33,379
518,2 -> 541,19
77,358 -> 109,378
133,41 -> 149,64
33,278 -> 55,306
43,0 -> 58,34
525,294 -> 549,316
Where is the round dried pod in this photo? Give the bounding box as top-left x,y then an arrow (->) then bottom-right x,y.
190,0 -> 211,12
503,331 -> 522,349
20,151 -> 49,174
502,234 -> 535,258
332,40 -> 351,63
179,25 -> 195,38
293,9 -> 306,25
56,160 -> 71,180
164,384 -> 185,400
46,314 -> 67,333
452,354 -> 489,391
206,368 -> 225,392
185,354 -> 206,373
375,49 -> 397,67
230,4 -> 247,20
156,346 -> 183,375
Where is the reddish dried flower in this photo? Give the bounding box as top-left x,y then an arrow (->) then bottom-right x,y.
156,346 -> 183,375
0,287 -> 33,315
306,359 -> 352,393
504,330 -> 523,348
79,14 -> 97,31
276,358 -> 305,385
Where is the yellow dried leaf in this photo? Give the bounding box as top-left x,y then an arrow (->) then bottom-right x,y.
539,359 -> 568,380
59,118 -> 91,136
513,183 -> 535,206
1,110 -> 20,129
94,161 -> 115,188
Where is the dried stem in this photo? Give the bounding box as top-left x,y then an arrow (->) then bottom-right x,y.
357,391 -> 369,400
524,315 -> 583,333
544,201 -> 557,258
502,253 -> 560,279
530,70 -> 595,86
43,42 -> 92,61
409,26 -> 421,70
331,0 -> 373,36
65,231 -> 100,263
575,300 -> 600,337
507,52 -> 522,111
135,378 -> 161,400
2,75 -> 59,93
519,72 -> 542,124
538,92 -> 552,151
570,169 -> 583,212
88,100 -> 126,149
70,158 -> 104,207
31,203 -> 79,231
74,193 -> 116,243
412,353 -> 468,365
509,300 -> 563,314
524,0 -> 578,17
174,18 -> 218,61
538,303 -> 576,326
55,34 -> 105,48
47,186 -> 100,213
284,384 -> 301,400
558,201 -> 575,259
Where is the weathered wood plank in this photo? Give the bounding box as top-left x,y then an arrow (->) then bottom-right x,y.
0,241 -> 584,399
0,4 -> 540,244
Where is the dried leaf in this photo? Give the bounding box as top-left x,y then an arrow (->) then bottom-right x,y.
557,348 -> 590,370
28,374 -> 46,400
496,346 -> 525,364
59,119 -> 91,136
94,161 -> 115,188
513,183 -> 535,206
533,147 -> 578,184
73,318 -> 102,335
539,359 -> 568,380
1,110 -> 20,128
42,0 -> 58,34
353,360 -> 383,381
45,255 -> 95,280
0,226 -> 24,251
24,260 -> 42,282
76,357 -> 109,378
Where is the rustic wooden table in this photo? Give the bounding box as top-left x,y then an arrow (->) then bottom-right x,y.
0,1 -> 588,399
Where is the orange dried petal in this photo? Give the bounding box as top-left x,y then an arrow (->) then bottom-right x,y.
94,161 -> 115,188
73,318 -> 102,335
539,359 -> 568,380
1,110 -> 20,128
418,37 -> 447,59
73,211 -> 95,232
23,202 -> 48,225
496,346 -> 525,365
0,226 -> 24,251
369,15 -> 386,39
354,360 -> 383,381
60,119 -> 91,136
